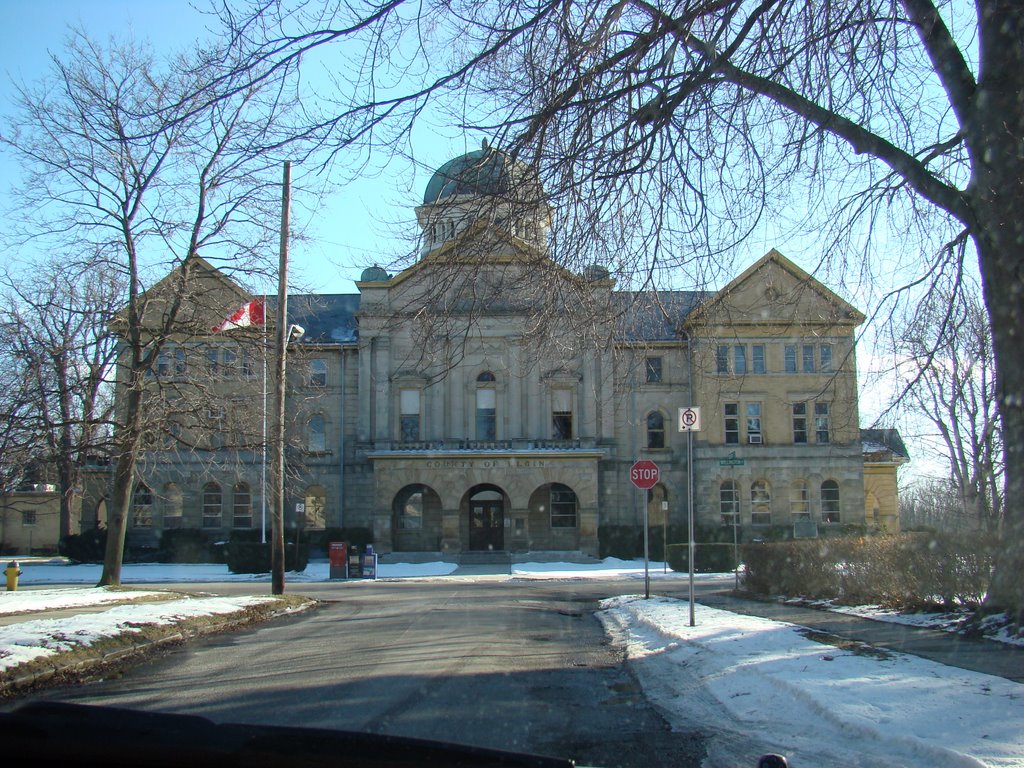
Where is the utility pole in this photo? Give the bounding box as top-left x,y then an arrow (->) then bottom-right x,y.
271,160 -> 291,596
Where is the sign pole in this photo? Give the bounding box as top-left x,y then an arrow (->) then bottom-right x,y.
678,406 -> 701,628
629,459 -> 660,600
687,428 -> 695,627
642,486 -> 650,599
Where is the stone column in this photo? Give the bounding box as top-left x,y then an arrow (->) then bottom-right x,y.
440,507 -> 462,554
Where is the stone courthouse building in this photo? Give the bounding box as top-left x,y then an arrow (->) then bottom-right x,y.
111,145 -> 902,558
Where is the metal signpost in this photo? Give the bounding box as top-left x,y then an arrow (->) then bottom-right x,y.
678,407 -> 701,627
630,459 -> 660,599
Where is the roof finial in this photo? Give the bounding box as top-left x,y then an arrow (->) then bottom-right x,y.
481,138 -> 490,150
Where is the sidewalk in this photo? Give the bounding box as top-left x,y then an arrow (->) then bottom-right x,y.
694,587 -> 1024,683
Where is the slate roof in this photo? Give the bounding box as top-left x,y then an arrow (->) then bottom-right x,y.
613,290 -> 709,341
261,287 -> 710,347
265,294 -> 360,344
861,428 -> 910,460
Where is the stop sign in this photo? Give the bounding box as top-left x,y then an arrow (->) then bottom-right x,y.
630,459 -> 660,490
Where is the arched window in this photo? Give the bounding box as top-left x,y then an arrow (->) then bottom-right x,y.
232,482 -> 252,528
202,482 -> 222,528
751,480 -> 771,525
821,480 -> 841,523
646,411 -> 666,449
132,483 -> 153,528
395,485 -> 425,530
163,483 -> 183,529
550,484 -> 578,528
476,372 -> 497,440
720,480 -> 739,525
304,487 -> 327,529
308,415 -> 326,452
790,480 -> 810,522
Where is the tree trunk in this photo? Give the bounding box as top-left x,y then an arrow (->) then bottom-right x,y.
97,381 -> 143,587
968,0 -> 1024,622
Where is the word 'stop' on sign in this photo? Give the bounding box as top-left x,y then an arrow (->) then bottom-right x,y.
630,459 -> 660,490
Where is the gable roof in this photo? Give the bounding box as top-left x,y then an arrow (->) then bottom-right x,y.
683,249 -> 865,328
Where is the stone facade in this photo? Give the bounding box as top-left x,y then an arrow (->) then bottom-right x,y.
105,147 -> 898,556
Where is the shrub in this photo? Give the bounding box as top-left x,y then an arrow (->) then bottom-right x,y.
741,533 -> 995,608
59,528 -> 108,563
226,541 -> 309,574
598,525 -> 643,559
158,529 -> 213,563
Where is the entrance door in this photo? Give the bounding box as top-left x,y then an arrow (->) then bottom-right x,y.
469,490 -> 504,551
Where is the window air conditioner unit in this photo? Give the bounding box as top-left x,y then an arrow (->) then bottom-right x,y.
748,434 -> 762,444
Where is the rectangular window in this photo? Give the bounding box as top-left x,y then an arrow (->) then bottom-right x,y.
222,347 -> 237,379
232,487 -> 253,529
552,389 -> 572,440
21,510 -> 36,526
746,402 -> 762,443
784,345 -> 797,373
645,356 -> 663,383
820,344 -> 833,373
716,345 -> 729,374
157,350 -> 171,378
309,359 -> 327,387
241,352 -> 255,379
724,403 -> 739,445
206,347 -> 220,378
792,403 -> 808,444
550,485 -> 578,528
802,344 -> 815,373
733,345 -> 747,375
752,345 -> 766,374
477,388 -> 497,440
815,402 -> 831,443
400,389 -> 421,442
790,482 -> 810,522
175,348 -> 187,377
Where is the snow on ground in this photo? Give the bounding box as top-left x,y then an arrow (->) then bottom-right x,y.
832,604 -> 1024,647
16,560 -> 459,585
0,587 -> 172,615
0,595 -> 274,673
599,596 -> 1024,768
15,557 -> 715,584
511,558 -> 725,580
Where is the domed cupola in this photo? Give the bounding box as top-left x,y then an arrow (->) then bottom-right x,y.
416,140 -> 550,257
359,265 -> 390,283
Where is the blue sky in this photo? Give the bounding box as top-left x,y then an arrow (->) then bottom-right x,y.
0,0 -> 473,294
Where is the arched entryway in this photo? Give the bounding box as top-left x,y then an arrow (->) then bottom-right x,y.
467,484 -> 506,551
391,484 -> 443,551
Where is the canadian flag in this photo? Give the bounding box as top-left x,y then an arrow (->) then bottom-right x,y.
212,299 -> 265,333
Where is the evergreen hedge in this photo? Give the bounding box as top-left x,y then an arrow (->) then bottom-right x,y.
741,533 -> 995,609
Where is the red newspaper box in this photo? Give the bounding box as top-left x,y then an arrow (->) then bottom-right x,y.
329,542 -> 348,579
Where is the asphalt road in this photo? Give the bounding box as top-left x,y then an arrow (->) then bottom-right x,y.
18,578 -> 708,768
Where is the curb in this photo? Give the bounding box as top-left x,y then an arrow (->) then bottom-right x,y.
0,598 -> 316,696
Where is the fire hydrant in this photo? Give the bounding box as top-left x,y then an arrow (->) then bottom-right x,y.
5,560 -> 21,592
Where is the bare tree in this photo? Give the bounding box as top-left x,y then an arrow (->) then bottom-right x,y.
0,260 -> 122,539
214,0 -> 1024,617
898,281 -> 1003,533
0,30 -> 309,584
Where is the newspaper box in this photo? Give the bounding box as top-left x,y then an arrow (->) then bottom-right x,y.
328,542 -> 348,579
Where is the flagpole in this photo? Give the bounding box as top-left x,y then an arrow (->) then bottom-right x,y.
260,319 -> 268,544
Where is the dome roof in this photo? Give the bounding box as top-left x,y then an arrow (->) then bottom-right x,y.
423,144 -> 538,205
359,265 -> 390,282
